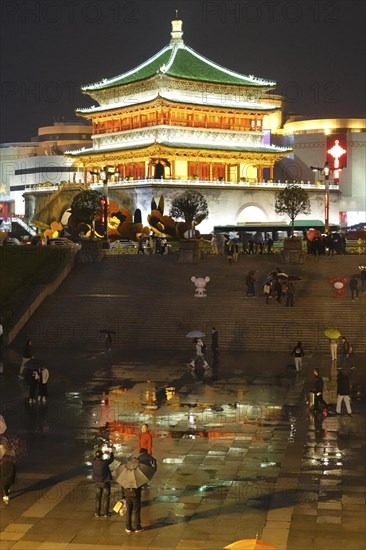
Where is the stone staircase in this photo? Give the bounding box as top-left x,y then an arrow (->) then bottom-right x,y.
16,252 -> 366,354
12,217 -> 37,236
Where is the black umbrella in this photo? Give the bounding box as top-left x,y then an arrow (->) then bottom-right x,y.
99,330 -> 116,335
113,453 -> 157,489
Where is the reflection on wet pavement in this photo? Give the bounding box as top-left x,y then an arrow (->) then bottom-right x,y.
2,351 -> 365,550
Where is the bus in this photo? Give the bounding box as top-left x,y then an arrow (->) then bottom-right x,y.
213,220 -> 339,240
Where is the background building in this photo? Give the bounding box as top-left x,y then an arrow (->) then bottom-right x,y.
272,118 -> 366,227
68,17 -> 291,180
0,121 -> 91,215
15,19 -> 365,233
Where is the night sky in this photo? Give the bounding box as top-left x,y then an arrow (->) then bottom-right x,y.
1,0 -> 365,143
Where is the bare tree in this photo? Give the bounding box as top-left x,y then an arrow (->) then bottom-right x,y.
70,190 -> 103,238
170,190 -> 208,237
274,185 -> 311,235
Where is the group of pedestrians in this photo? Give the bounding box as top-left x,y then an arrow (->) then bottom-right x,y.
245,269 -> 297,306
310,333 -> 355,420
27,365 -> 49,404
329,335 -> 353,368
17,339 -> 50,404
92,423 -> 153,532
137,236 -> 168,255
264,278 -> 295,306
307,232 -> 347,255
219,232 -> 275,261
288,332 -> 355,419
311,365 -> 353,417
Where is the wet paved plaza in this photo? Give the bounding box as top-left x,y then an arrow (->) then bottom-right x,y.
0,349 -> 365,549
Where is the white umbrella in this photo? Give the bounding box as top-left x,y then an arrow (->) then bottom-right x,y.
186,330 -> 206,338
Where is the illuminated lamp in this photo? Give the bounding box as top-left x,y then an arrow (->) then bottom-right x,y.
327,139 -> 346,182
323,161 -> 330,234
89,165 -> 119,247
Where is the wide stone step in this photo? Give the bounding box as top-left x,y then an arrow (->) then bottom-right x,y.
14,253 -> 366,353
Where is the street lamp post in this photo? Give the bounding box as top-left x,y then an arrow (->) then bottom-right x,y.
90,165 -> 118,248
323,161 -> 331,234
310,161 -> 331,233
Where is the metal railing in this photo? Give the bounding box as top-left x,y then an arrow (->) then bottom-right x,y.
12,217 -> 37,235
24,178 -> 339,193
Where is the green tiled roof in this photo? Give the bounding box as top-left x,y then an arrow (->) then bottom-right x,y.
82,43 -> 275,91
82,47 -> 172,91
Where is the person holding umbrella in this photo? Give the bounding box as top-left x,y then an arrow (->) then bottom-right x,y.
324,328 -> 341,362
121,484 -> 143,533
188,338 -> 209,376
92,448 -> 114,518
0,415 -> 27,503
114,453 -> 156,533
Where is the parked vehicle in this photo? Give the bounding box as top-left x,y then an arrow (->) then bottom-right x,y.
345,229 -> 366,240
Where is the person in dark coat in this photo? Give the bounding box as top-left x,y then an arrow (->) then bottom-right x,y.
291,341 -> 304,372
211,327 -> 219,358
137,235 -> 145,254
361,269 -> 366,293
350,277 -> 359,301
312,368 -> 327,413
104,332 -> 112,365
92,449 -> 114,517
0,415 -> 16,504
28,367 -> 39,405
225,241 -> 234,264
285,280 -> 295,307
121,485 -> 143,533
263,281 -> 272,304
336,368 -> 352,416
266,236 -> 274,254
339,336 -> 353,368
18,339 -> 32,379
246,272 -> 256,297
274,280 -> 282,304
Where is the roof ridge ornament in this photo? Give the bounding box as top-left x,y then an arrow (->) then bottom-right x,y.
170,13 -> 184,45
